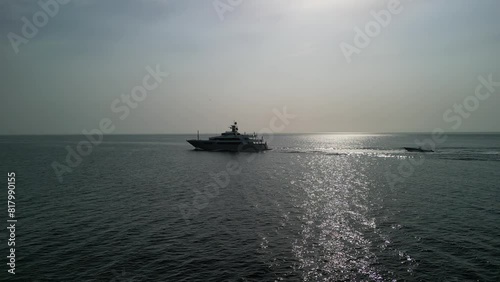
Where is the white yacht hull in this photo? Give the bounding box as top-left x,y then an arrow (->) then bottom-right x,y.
187,140 -> 269,152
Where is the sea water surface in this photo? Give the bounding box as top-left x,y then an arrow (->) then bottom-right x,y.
0,133 -> 499,281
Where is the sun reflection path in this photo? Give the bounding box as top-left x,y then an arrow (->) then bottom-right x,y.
291,154 -> 387,281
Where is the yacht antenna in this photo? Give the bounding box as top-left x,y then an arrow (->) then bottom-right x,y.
197,130 -> 199,140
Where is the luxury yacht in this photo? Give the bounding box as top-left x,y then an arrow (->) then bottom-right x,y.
187,122 -> 270,152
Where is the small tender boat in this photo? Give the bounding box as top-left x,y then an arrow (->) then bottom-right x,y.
187,122 -> 270,152
403,147 -> 434,152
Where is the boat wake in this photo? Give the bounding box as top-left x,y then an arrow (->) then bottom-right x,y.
276,147 -> 500,162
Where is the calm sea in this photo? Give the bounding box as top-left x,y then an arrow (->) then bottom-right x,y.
1,134 -> 499,281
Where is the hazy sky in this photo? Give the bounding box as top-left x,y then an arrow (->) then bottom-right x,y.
1,0 -> 499,134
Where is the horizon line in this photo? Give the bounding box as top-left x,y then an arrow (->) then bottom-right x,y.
2,131 -> 500,136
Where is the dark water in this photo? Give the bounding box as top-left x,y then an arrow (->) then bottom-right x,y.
1,134 -> 499,281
